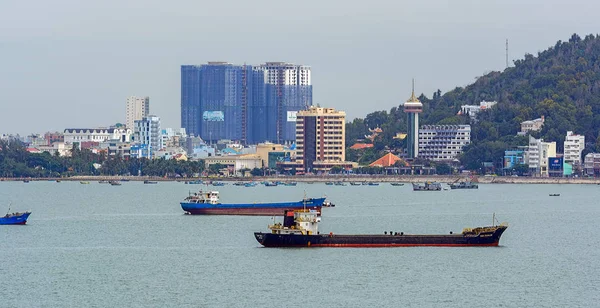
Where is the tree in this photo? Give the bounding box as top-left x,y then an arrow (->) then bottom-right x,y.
330,166 -> 343,174
435,163 -> 453,175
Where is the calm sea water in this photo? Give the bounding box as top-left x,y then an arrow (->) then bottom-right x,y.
1,181 -> 599,307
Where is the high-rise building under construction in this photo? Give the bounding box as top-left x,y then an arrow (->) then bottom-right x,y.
181,62 -> 312,145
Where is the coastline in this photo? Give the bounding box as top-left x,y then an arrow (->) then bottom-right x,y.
2,175 -> 600,184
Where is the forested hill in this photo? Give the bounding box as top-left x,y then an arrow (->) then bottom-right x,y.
346,33 -> 600,169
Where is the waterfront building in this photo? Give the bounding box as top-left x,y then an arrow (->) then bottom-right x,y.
563,131 -> 585,165
64,127 -> 132,146
161,128 -> 187,148
459,101 -> 497,121
519,116 -> 545,135
403,83 -> 423,159
180,62 -> 312,145
204,154 -> 262,176
130,144 -> 149,160
369,153 -> 404,167
503,149 -> 526,169
133,115 -> 162,158
584,153 -> 600,176
126,96 -> 150,130
418,125 -> 471,161
100,141 -> 131,159
295,106 -> 349,172
524,135 -> 556,176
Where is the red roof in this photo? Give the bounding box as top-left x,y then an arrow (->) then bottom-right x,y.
350,143 -> 374,150
369,153 -> 407,167
26,148 -> 42,153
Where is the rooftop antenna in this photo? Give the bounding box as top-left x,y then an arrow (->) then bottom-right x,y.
505,39 -> 509,69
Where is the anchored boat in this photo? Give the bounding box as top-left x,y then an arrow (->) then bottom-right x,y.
180,191 -> 325,216
412,182 -> 442,191
450,182 -> 478,189
254,210 -> 508,247
1,211 -> 31,225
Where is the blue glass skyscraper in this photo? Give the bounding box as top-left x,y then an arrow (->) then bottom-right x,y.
181,62 -> 312,145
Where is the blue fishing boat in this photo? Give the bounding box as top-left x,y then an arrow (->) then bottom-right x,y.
244,182 -> 258,187
264,182 -> 278,187
211,181 -> 226,187
334,181 -> 347,186
180,191 -> 325,216
325,182 -> 334,186
282,182 -> 297,186
368,182 -> 379,186
0,211 -> 31,225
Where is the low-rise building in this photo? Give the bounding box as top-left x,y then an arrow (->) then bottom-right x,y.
460,100 -> 497,121
504,149 -> 526,169
64,127 -> 132,146
584,153 -> 600,176
418,125 -> 471,161
161,128 -> 187,148
564,131 -> 585,165
154,147 -> 188,160
204,154 -> 262,176
519,116 -> 545,135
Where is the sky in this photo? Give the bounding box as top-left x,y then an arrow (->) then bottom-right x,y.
1,0 -> 599,135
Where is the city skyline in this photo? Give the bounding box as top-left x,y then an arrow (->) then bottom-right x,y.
2,0 -> 599,135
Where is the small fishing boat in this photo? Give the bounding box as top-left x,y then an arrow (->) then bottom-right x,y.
349,182 -> 361,186
98,180 -> 110,184
244,182 -> 258,187
0,208 -> 31,225
56,180 -> 62,183
80,181 -> 90,184
325,182 -> 334,186
390,182 -> 404,186
334,181 -> 346,186
450,182 -> 478,189
264,182 -> 278,187
144,180 -> 158,184
361,182 -> 369,185
549,193 -> 560,197
367,182 -> 379,186
185,180 -> 203,184
22,180 -> 30,183
282,182 -> 297,186
109,180 -> 122,186
212,181 -> 226,187
412,182 -> 442,191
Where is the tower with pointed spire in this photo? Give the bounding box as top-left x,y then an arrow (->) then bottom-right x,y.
403,80 -> 423,159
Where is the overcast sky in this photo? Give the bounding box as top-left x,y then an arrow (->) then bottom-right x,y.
1,0 -> 598,135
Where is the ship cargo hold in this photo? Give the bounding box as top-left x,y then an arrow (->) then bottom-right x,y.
180,191 -> 325,216
255,210 -> 507,247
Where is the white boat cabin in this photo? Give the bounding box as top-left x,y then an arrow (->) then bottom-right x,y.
269,209 -> 321,235
184,190 -> 220,204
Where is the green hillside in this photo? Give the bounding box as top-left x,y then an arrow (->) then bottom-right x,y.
346,33 -> 600,169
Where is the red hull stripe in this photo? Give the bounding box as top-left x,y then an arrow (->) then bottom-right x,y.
301,242 -> 499,247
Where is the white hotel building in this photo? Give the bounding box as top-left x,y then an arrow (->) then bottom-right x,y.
63,127 -> 132,145
418,125 -> 471,161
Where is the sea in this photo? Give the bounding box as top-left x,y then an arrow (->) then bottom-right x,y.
1,181 -> 599,308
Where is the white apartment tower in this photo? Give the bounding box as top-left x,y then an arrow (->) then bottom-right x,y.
126,96 -> 150,130
525,135 -> 556,176
564,131 -> 585,165
134,115 -> 162,158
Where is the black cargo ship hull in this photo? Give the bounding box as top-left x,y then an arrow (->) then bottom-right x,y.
254,226 -> 507,247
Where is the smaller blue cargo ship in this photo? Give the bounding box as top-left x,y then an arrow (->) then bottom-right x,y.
0,211 -> 31,225
181,191 -> 325,216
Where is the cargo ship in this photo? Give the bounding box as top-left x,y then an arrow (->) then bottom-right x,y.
254,210 -> 507,247
181,191 -> 325,216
